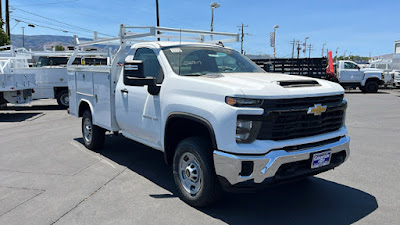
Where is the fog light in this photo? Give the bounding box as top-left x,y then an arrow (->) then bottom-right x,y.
240,161 -> 254,176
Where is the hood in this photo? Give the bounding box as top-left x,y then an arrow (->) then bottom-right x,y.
196,72 -> 344,99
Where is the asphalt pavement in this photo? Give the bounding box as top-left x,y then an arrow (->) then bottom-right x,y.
0,89 -> 399,225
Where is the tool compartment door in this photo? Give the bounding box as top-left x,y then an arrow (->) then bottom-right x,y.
93,72 -> 112,129
68,71 -> 78,116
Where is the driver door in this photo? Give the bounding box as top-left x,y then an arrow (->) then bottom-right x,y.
115,47 -> 164,147
340,62 -> 363,82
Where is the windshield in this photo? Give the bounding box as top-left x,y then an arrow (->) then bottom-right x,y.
162,45 -> 264,75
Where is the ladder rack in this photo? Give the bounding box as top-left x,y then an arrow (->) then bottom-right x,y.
74,24 -> 240,47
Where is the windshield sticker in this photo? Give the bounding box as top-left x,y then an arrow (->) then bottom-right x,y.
208,52 -> 227,57
170,48 -> 183,53
182,60 -> 202,65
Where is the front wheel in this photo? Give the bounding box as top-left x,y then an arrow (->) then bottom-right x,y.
363,81 -> 379,93
82,110 -> 105,150
173,137 -> 222,207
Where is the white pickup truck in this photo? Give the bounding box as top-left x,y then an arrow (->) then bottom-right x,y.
0,46 -> 35,108
334,60 -> 384,93
68,26 -> 350,207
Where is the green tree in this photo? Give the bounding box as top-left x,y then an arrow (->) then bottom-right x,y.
55,45 -> 65,51
0,20 -> 10,46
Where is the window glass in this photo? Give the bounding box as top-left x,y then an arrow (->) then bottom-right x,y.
133,48 -> 164,83
376,64 -> 387,69
162,45 -> 263,76
370,64 -> 376,68
344,62 -> 357,69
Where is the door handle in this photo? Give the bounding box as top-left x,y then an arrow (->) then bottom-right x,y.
120,89 -> 129,94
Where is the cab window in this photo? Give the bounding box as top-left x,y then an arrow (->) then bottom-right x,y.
344,62 -> 358,69
133,48 -> 164,84
376,64 -> 386,70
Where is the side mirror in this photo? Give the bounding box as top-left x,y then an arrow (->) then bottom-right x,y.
124,60 -> 156,86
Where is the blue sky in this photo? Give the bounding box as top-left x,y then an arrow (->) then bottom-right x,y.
7,0 -> 400,57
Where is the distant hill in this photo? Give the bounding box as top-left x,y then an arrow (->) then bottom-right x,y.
10,34 -> 91,50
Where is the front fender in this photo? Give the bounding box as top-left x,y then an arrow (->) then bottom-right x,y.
361,73 -> 383,86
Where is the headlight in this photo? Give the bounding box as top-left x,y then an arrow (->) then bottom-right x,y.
226,97 -> 263,107
236,119 -> 262,143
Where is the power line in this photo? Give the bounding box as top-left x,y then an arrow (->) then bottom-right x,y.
11,0 -> 79,7
11,6 -> 114,37
11,17 -> 93,38
12,14 -> 98,35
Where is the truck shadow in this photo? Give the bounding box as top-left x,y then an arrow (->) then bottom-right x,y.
5,105 -> 65,111
75,135 -> 378,225
344,91 -> 390,94
0,112 -> 42,122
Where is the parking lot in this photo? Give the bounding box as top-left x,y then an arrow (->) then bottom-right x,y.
0,89 -> 399,225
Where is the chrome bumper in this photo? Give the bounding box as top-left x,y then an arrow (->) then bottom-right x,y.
213,136 -> 350,186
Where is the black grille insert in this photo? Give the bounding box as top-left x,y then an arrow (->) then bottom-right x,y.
239,94 -> 346,141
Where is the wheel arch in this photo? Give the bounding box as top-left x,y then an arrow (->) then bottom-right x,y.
362,76 -> 382,86
164,112 -> 218,165
54,86 -> 68,96
78,99 -> 94,118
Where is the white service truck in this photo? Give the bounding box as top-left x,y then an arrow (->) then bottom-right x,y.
68,26 -> 350,207
11,49 -> 108,108
334,60 -> 384,93
0,46 -> 35,108
368,60 -> 395,87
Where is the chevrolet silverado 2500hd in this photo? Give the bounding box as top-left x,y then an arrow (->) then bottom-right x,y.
68,25 -> 350,207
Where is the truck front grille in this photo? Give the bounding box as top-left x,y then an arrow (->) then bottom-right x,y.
239,94 -> 346,141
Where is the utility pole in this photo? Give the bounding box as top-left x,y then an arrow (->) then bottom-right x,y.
0,0 -> 3,26
308,44 -> 312,58
237,23 -> 248,54
321,43 -> 326,57
297,42 -> 301,59
272,25 -> 279,60
156,0 -> 160,41
6,0 -> 10,40
22,27 -> 25,47
290,39 -> 298,59
335,47 -> 339,62
343,50 -> 347,58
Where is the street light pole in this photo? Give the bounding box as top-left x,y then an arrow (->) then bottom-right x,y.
304,37 -> 309,57
273,25 -> 279,60
22,27 -> 25,48
210,2 -> 220,40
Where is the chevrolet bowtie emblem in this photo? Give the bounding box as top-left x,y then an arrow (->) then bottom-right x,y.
307,104 -> 327,116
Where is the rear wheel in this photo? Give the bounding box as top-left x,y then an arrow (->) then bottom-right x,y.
173,137 -> 222,207
56,90 -> 69,108
364,81 -> 379,93
82,110 -> 105,150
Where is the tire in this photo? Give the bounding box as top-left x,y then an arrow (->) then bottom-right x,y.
173,137 -> 222,207
82,110 -> 105,150
364,81 -> 379,93
56,90 -> 69,108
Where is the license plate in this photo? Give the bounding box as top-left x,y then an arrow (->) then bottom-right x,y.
311,151 -> 331,169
